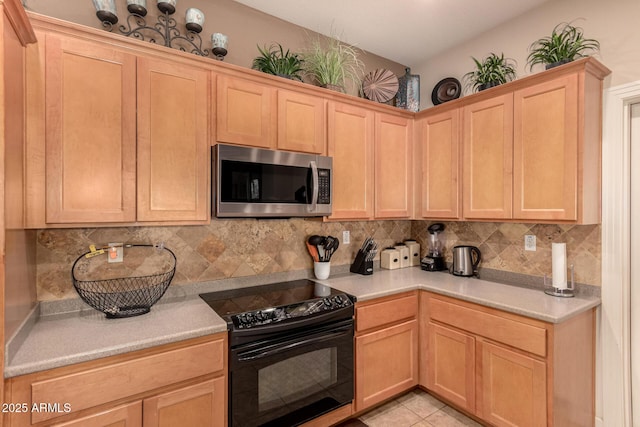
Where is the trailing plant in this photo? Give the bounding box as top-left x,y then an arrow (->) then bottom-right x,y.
302,35 -> 365,92
252,43 -> 304,81
463,53 -> 517,93
527,22 -> 600,70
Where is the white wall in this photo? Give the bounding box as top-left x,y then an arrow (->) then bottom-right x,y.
413,0 -> 640,108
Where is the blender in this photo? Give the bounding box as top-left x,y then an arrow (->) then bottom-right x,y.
421,223 -> 446,271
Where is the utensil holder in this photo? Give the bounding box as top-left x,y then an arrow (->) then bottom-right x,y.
350,250 -> 373,275
314,261 -> 331,280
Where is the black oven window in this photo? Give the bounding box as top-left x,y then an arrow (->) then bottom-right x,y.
258,347 -> 338,412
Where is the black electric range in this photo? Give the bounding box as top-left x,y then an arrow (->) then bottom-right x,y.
199,279 -> 356,346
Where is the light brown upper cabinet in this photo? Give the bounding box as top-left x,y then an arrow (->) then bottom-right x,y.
137,57 -> 210,222
513,74 -> 581,222
374,112 -> 413,218
327,101 -> 375,220
216,79 -> 326,154
216,74 -> 276,149
44,34 -> 137,224
462,94 -> 514,220
415,107 -> 460,219
28,32 -> 210,227
277,89 -> 326,154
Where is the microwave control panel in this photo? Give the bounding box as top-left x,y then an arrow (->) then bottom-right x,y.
318,169 -> 331,204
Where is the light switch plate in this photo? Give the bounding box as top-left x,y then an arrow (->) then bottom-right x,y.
524,235 -> 536,251
342,231 -> 350,245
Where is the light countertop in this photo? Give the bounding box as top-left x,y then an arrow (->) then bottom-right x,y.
4,266 -> 600,378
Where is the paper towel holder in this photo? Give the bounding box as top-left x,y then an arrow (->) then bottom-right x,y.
544,264 -> 575,297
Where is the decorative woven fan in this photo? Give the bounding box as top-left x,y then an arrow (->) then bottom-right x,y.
362,69 -> 399,103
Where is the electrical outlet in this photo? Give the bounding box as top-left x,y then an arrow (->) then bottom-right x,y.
524,235 -> 536,251
107,243 -> 124,263
342,231 -> 350,245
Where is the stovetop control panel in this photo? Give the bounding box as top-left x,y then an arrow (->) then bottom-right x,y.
232,294 -> 352,329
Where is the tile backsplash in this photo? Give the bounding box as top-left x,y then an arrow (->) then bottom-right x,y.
36,219 -> 600,301
412,221 -> 601,287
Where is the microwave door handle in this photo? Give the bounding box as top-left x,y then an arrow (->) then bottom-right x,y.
309,160 -> 319,213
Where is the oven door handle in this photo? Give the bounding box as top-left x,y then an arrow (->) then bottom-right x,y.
237,328 -> 349,362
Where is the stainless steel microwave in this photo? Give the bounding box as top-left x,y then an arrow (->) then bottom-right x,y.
212,144 -> 332,217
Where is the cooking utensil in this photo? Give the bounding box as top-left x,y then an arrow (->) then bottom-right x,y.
306,242 -> 319,262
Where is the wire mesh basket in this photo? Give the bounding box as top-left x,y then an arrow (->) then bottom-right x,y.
71,244 -> 176,318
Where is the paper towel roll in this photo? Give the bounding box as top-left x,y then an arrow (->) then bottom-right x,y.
552,243 -> 567,289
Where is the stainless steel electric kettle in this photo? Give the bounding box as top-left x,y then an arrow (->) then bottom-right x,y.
451,245 -> 481,277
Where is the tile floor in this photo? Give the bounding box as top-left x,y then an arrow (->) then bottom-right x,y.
338,389 -> 482,427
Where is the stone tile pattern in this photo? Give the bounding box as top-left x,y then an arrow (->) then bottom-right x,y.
337,388 -> 482,427
36,219 -> 600,301
411,221 -> 601,287
36,219 -> 410,300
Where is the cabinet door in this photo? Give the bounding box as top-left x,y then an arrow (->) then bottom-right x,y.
137,57 -> 209,222
143,377 -> 226,427
426,322 -> 475,412
327,101 -> 374,219
216,75 -> 275,148
374,113 -> 413,218
479,340 -> 546,427
416,109 -> 460,219
277,89 -> 326,154
355,319 -> 419,412
53,402 -> 142,427
45,35 -> 137,223
462,94 -> 513,219
513,74 -> 578,221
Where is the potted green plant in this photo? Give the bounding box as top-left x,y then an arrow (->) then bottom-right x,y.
252,43 -> 304,81
463,53 -> 517,92
527,22 -> 600,70
302,35 -> 365,93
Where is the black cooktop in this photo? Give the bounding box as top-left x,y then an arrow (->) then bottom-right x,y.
199,279 -> 355,331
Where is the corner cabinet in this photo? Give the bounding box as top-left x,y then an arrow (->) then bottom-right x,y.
421,292 -> 595,427
4,334 -> 227,427
26,32 -> 210,227
354,292 -> 419,412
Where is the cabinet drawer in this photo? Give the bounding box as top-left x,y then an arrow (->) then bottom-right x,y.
356,291 -> 418,332
428,297 -> 546,357
30,337 -> 225,424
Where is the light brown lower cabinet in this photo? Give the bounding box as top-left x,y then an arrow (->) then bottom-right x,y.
421,291 -> 595,427
52,402 -> 142,427
4,333 -> 227,427
354,292 -> 419,413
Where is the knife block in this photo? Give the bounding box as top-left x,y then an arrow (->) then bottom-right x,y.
350,250 -> 373,275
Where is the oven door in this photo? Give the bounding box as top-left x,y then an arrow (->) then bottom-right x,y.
229,318 -> 354,427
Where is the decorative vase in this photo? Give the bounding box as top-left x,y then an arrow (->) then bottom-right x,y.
395,67 -> 420,112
